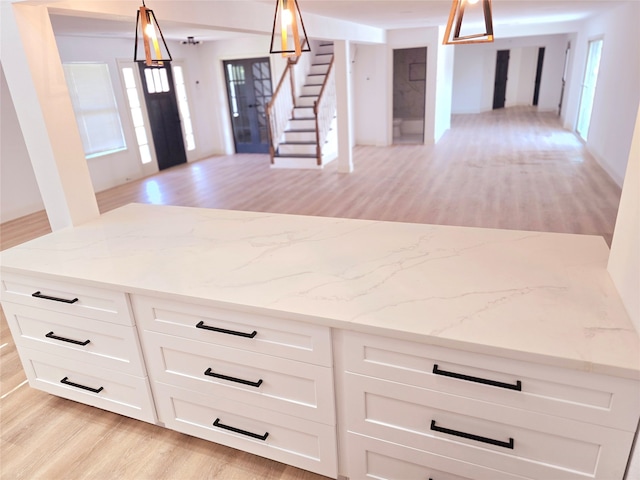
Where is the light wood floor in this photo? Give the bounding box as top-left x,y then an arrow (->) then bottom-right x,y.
0,107 -> 623,479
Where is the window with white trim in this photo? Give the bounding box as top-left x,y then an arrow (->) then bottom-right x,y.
63,63 -> 126,158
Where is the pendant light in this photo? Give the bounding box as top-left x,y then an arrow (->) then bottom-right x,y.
134,1 -> 172,66
443,0 -> 494,45
270,0 -> 311,58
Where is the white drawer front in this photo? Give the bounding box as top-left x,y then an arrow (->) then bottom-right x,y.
346,433 -> 530,480
345,373 -> 634,480
18,347 -> 156,424
132,295 -> 332,365
153,382 -> 338,478
1,273 -> 133,326
3,302 -> 146,375
141,331 -> 335,425
342,331 -> 640,431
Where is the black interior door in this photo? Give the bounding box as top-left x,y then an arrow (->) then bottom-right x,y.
138,62 -> 187,170
493,50 -> 510,110
223,58 -> 272,154
533,47 -> 545,106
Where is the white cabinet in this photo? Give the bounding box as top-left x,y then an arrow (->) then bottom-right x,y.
339,331 -> 640,480
1,273 -> 156,424
132,294 -> 338,478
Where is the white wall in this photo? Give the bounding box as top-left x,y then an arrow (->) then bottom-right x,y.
0,65 -> 45,223
505,47 -> 538,108
434,26 -> 454,143
353,43 -> 389,146
452,34 -> 568,114
54,35 -> 146,193
562,1 -> 640,186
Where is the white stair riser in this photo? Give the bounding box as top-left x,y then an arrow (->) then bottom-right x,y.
280,143 -> 317,155
284,131 -> 316,143
293,108 -> 314,119
272,157 -> 321,169
302,85 -> 322,96
288,119 -> 316,130
310,64 -> 329,75
297,96 -> 317,108
306,74 -> 326,86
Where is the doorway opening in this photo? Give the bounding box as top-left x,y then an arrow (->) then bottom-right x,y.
392,47 -> 426,144
138,63 -> 187,171
493,50 -> 510,109
576,39 -> 603,141
532,47 -> 545,106
223,58 -> 273,154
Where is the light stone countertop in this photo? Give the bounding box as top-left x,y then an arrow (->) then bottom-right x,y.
1,203 -> 638,379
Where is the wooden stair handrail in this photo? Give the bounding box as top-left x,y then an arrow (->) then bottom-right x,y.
313,55 -> 335,115
266,38 -> 309,114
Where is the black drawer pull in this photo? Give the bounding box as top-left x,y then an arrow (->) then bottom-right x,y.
46,331 -> 91,346
430,420 -> 514,449
433,364 -> 522,391
204,368 -> 263,388
195,321 -> 257,338
32,291 -> 78,304
213,418 -> 269,441
60,376 -> 104,394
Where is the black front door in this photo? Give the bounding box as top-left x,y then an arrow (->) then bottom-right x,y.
138,62 -> 187,170
223,58 -> 272,154
493,50 -> 510,110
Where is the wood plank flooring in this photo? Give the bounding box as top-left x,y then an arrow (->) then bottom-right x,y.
0,107 -> 623,479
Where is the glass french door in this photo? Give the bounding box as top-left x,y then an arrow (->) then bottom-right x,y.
223,58 -> 273,154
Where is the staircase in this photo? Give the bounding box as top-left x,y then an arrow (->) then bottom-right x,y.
268,42 -> 337,169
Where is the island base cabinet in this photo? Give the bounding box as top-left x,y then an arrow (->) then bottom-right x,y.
346,432 -> 531,480
153,382 -> 338,479
338,331 -> 640,480
18,346 -> 157,423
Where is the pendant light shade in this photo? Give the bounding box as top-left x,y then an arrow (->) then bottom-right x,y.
443,0 -> 494,45
134,1 -> 172,66
270,0 -> 310,58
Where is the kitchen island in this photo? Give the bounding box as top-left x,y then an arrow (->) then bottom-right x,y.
2,203 -> 638,479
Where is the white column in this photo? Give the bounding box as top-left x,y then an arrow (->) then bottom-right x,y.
608,102 -> 640,331
334,40 -> 354,173
1,2 -> 99,230
608,101 -> 640,480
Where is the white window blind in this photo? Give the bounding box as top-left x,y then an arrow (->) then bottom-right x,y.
63,63 -> 126,158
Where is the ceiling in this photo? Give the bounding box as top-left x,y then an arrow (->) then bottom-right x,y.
47,0 -> 626,42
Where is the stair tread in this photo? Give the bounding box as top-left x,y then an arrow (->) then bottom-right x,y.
275,153 -> 317,158
290,116 -> 315,120
286,128 -> 316,132
281,140 -> 316,144
299,95 -> 319,98
312,63 -> 331,66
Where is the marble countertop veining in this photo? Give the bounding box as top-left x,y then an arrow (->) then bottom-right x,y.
1,203 -> 638,379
